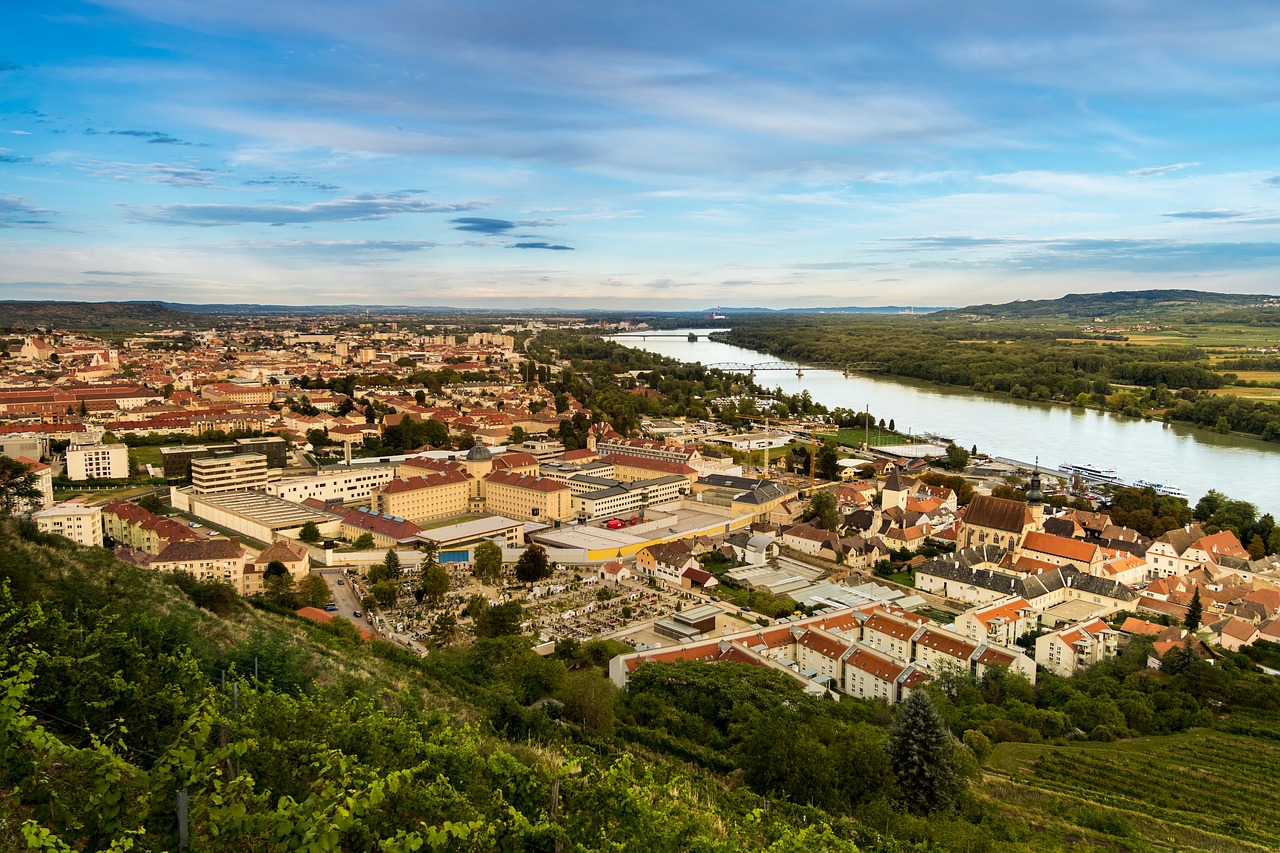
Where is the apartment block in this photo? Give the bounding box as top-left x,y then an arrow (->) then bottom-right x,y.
191,453 -> 269,494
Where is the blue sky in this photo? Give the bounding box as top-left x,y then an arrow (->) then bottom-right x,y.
3,1 -> 1280,310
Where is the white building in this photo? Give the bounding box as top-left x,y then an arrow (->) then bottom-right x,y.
1035,618 -> 1122,677
32,499 -> 103,547
191,453 -> 269,494
65,443 -> 129,481
267,466 -> 396,505
708,430 -> 795,452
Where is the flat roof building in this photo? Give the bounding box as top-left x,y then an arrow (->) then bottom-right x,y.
191,453 -> 269,495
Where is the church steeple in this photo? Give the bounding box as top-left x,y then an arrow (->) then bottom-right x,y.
1026,460 -> 1045,527
1026,466 -> 1044,507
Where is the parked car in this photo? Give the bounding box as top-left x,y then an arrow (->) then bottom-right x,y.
324,603 -> 339,612
336,579 -> 344,585
352,610 -> 362,618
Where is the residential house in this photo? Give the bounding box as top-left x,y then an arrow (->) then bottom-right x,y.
1035,618 -> 1121,676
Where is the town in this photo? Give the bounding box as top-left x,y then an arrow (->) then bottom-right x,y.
6,312 -> 1280,713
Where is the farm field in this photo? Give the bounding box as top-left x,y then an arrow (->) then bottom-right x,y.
1220,370 -> 1280,383
1059,325 -> 1280,348
985,730 -> 1280,852
1207,387 -> 1280,400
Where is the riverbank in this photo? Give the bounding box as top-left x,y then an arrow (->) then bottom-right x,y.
612,330 -> 1280,515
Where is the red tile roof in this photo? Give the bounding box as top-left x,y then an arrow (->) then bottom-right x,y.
484,470 -> 571,493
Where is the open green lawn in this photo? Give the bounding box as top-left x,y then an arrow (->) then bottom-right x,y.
416,514 -> 487,530
831,427 -> 915,447
984,730 -> 1280,852
127,445 -> 163,469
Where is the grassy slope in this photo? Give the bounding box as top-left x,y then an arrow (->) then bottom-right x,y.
985,731 -> 1280,852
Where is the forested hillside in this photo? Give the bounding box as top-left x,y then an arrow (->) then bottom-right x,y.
934,290 -> 1276,322
0,301 -> 211,332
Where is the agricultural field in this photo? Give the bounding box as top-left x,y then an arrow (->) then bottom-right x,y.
1207,386 -> 1280,401
985,730 -> 1280,852
1057,325 -> 1278,348
1222,370 -> 1280,384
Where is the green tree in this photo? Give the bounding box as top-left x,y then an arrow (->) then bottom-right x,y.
264,559 -> 288,578
0,455 -> 40,517
372,580 -> 398,608
944,443 -> 970,472
263,572 -> 296,606
559,672 -> 618,735
298,521 -> 322,544
138,493 -> 168,516
296,574 -> 333,608
419,560 -> 450,607
474,600 -> 524,638
306,427 -> 333,448
507,425 -> 527,445
1185,587 -> 1203,632
887,689 -> 962,814
473,540 -> 503,585
514,544 -> 552,583
382,548 -> 402,580
352,531 -> 375,549
815,439 -> 840,481
429,611 -> 458,646
802,489 -> 839,532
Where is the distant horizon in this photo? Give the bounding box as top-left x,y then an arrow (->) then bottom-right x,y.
7,285 -> 1280,315
4,3 -> 1280,307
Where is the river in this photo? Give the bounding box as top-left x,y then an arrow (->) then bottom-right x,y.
612,330 -> 1280,516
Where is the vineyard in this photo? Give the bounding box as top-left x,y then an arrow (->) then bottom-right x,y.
986,731 -> 1280,852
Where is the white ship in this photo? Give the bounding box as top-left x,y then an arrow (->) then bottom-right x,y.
1134,479 -> 1190,500
1060,462 -> 1120,482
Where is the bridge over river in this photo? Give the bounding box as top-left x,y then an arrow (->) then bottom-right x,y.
704,361 -> 886,379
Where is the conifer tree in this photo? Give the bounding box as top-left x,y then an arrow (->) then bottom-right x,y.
383,548 -> 402,580
1185,587 -> 1203,632
887,689 -> 961,814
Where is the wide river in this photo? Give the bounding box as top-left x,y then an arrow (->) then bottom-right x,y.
613,329 -> 1280,516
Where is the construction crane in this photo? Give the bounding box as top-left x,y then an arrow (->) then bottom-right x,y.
734,414 -> 839,493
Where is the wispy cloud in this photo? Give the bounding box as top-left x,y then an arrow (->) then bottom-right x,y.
79,160 -> 223,188
510,242 -> 574,250
452,217 -> 517,234
1162,209 -> 1250,220
85,128 -> 203,146
0,60 -> 18,72
0,194 -> 51,227
0,148 -> 31,164
242,174 -> 339,191
123,192 -> 481,226
1128,162 -> 1199,177
82,270 -> 167,276
882,233 -> 1280,272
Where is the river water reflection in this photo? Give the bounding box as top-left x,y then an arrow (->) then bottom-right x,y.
613,330 -> 1280,516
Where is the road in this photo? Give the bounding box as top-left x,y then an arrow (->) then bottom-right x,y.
317,567 -> 367,630
316,567 -> 427,653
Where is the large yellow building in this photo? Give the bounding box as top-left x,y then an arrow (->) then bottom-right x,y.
372,469 -> 472,523
483,470 -> 573,523
600,453 -> 697,488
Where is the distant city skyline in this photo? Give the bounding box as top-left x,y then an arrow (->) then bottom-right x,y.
3,1 -> 1280,309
